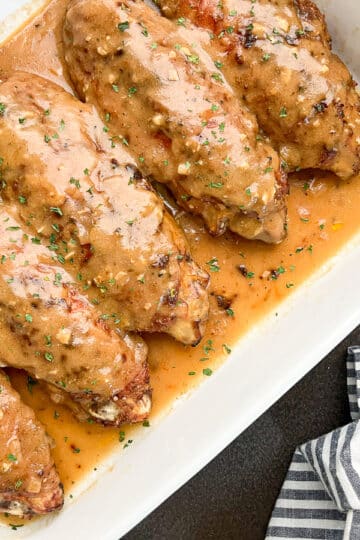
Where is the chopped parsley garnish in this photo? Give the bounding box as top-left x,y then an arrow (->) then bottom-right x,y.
118,21 -> 129,32
203,339 -> 215,354
70,177 -> 81,189
207,182 -> 224,189
27,376 -> 38,394
50,207 -> 63,216
211,72 -> 223,83
206,257 -> 220,272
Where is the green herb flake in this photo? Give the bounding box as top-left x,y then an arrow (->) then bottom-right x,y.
211,72 -> 223,83
118,21 -> 129,32
27,376 -> 38,394
187,54 -> 200,64
222,344 -> 232,354
203,339 -> 215,355
44,352 -> 54,362
50,206 -> 63,217
70,177 -> 81,189
207,182 -> 224,189
206,257 -> 220,272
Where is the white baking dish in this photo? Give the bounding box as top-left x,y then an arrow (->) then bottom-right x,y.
0,0 -> 359,538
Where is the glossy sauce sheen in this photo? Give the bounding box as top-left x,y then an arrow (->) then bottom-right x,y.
0,0 -> 360,521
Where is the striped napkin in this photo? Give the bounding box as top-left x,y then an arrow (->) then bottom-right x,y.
266,346 -> 360,540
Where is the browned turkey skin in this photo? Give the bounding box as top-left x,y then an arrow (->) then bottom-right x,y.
0,370 -> 64,516
0,72 -> 209,346
156,0 -> 360,180
63,0 -> 288,244
0,206 -> 151,426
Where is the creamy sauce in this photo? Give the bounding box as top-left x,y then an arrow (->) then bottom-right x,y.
0,0 -> 360,527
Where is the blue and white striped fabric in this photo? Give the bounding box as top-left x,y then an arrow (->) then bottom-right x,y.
266,346 -> 360,540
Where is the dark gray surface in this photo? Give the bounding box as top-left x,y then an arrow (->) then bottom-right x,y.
124,326 -> 357,540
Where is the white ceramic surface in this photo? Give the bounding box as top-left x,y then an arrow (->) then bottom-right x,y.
0,1 -> 359,538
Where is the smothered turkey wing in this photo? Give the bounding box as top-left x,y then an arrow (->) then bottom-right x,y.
63,0 -> 287,243
0,369 -> 63,516
0,208 -> 151,426
157,0 -> 360,179
0,72 -> 209,345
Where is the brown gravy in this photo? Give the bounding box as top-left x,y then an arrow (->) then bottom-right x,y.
0,0 -> 360,526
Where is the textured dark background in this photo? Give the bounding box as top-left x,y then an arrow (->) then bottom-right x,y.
124,326 -> 357,540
